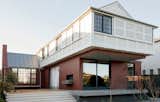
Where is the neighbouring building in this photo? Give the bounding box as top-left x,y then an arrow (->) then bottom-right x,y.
141,40 -> 160,75
2,1 -> 157,90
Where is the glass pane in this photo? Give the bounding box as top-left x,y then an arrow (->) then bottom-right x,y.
12,68 -> 18,78
97,64 -> 109,88
31,69 -> 37,84
12,68 -> 17,74
18,69 -> 31,84
128,63 -> 135,76
94,14 -> 102,32
103,16 -> 112,34
83,63 -> 96,87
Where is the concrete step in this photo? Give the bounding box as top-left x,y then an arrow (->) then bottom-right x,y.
6,91 -> 77,102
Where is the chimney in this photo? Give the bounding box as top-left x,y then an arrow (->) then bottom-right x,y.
2,44 -> 8,80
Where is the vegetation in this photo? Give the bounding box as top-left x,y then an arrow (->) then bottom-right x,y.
0,70 -> 17,102
0,70 -> 2,81
137,75 -> 160,102
144,76 -> 160,102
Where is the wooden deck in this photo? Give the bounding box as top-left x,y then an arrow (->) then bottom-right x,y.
6,90 -> 76,102
70,89 -> 148,96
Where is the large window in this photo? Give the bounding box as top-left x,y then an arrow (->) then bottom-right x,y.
94,13 -> 112,34
83,60 -> 110,89
11,68 -> 37,85
18,69 -> 31,84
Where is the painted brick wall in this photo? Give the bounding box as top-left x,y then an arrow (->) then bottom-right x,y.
111,61 -> 128,89
59,56 -> 82,90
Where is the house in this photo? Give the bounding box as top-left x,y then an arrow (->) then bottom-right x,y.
2,1 -> 157,90
141,40 -> 160,75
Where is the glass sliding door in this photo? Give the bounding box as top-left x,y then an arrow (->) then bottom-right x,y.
97,64 -> 110,88
83,62 -> 97,88
82,60 -> 110,89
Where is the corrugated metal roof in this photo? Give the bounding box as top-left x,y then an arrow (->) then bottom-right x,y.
7,52 -> 39,68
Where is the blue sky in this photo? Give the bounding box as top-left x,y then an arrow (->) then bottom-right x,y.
0,0 -> 160,69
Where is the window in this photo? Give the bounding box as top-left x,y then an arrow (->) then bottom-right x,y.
103,16 -> 112,34
83,60 -> 110,89
18,69 -> 31,84
31,69 -> 37,84
158,69 -> 160,75
128,63 -> 135,76
94,14 -> 102,32
143,69 -> 146,75
94,13 -> 112,34
127,63 -> 135,89
11,68 -> 37,85
66,74 -> 73,80
12,68 -> 18,78
83,62 -> 97,87
150,69 -> 154,75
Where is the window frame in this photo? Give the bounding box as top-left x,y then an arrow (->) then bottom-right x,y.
94,13 -> 112,35
82,59 -> 111,89
11,68 -> 37,85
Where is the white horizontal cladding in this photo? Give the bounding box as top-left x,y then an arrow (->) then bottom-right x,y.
40,34 -> 92,67
92,32 -> 153,55
113,17 -> 153,43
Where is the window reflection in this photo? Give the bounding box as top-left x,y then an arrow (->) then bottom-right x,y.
83,61 -> 110,89
83,63 -> 96,87
97,64 -> 109,88
11,68 -> 37,85
127,63 -> 135,89
18,69 -> 30,84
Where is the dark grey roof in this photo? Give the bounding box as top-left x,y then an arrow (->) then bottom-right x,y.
7,52 -> 39,68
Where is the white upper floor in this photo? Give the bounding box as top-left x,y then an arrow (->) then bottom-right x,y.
37,1 -> 157,67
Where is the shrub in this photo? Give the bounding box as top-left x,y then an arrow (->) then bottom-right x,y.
0,70 -> 18,102
0,98 -> 5,102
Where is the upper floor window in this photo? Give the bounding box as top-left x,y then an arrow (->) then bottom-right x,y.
94,13 -> 112,34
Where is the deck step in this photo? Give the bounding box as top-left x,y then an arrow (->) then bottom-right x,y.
6,91 -> 77,102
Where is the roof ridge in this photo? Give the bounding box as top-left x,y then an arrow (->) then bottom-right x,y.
100,1 -> 132,18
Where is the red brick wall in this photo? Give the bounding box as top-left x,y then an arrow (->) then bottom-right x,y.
41,48 -> 142,90
110,61 -> 128,89
59,56 -> 82,90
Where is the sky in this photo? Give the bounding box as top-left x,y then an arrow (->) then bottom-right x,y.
0,0 -> 160,69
